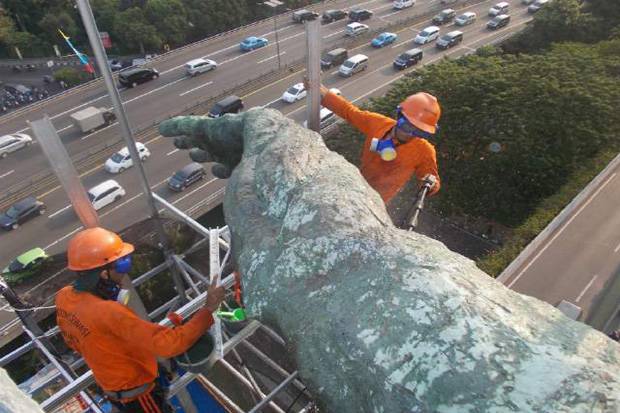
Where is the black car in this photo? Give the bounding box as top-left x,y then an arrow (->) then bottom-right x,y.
348,9 -> 373,22
292,9 -> 319,23
393,48 -> 423,70
322,9 -> 347,23
321,48 -> 348,69
436,31 -> 463,50
118,67 -> 159,88
208,95 -> 244,118
432,8 -> 456,25
168,163 -> 206,191
0,197 -> 46,230
487,14 -> 510,30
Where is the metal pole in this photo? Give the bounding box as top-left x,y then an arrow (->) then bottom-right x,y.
305,19 -> 321,132
29,116 -> 99,228
75,0 -> 189,305
274,13 -> 281,70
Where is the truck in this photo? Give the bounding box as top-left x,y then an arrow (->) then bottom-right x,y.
70,106 -> 116,133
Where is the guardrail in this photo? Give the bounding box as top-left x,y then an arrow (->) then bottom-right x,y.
0,0 -> 490,211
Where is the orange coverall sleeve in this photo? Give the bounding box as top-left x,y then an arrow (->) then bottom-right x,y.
415,141 -> 441,195
104,302 -> 214,358
322,92 -> 395,139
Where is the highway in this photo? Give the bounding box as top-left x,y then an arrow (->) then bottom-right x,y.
0,0 -> 533,265
502,166 -> 620,332
0,0 -> 537,343
0,0 -> 448,194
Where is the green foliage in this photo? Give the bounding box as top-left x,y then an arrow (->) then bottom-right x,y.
53,67 -> 91,87
477,149 -> 619,276
145,0 -> 189,47
113,7 -> 162,54
38,11 -> 78,40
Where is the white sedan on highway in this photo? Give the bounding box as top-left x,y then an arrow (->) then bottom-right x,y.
0,133 -> 33,159
282,83 -> 307,103
104,142 -> 150,173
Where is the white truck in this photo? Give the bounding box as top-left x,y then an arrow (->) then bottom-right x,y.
70,106 -> 116,133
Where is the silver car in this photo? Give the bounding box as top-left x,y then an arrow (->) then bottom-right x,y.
0,133 -> 32,158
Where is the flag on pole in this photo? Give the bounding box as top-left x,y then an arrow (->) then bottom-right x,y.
58,28 -> 94,73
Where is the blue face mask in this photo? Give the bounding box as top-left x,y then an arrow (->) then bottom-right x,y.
369,137 -> 397,161
114,255 -> 132,274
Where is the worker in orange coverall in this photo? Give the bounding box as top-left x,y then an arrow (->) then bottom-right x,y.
56,227 -> 225,413
305,79 -> 442,206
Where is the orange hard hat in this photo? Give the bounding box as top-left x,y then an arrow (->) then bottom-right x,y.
67,227 -> 134,271
399,92 -> 441,134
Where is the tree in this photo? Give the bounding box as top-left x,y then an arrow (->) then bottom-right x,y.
144,0 -> 189,47
113,7 -> 161,54
91,0 -> 120,33
39,11 -> 78,41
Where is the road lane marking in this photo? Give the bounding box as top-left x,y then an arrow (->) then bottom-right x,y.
57,124 -> 73,133
576,275 -> 598,302
44,226 -> 82,251
16,94 -> 108,134
179,81 -> 213,97
48,204 -> 71,219
615,242 -> 620,253
81,121 -> 118,140
100,193 -> 143,218
257,52 -> 287,64
172,177 -> 218,205
508,172 -> 617,288
0,170 -> 14,179
382,9 -> 405,19
166,148 -> 179,156
262,96 -> 284,108
324,30 -> 344,39
123,77 -> 187,105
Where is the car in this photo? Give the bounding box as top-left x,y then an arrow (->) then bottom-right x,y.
185,58 -> 217,76
321,48 -> 348,69
208,95 -> 244,118
348,9 -> 373,22
393,48 -> 423,70
487,14 -> 511,29
455,12 -> 477,26
489,2 -> 509,17
432,9 -> 456,25
0,197 -> 45,230
240,36 -> 268,52
168,163 -> 206,192
393,0 -> 415,10
303,108 -> 337,130
4,84 -> 32,96
0,133 -> 33,158
87,180 -> 125,210
292,9 -> 318,23
104,142 -> 150,173
118,67 -> 159,88
522,0 -> 535,4
282,83 -> 307,103
345,22 -> 370,37
322,9 -> 347,23
415,26 -> 440,44
436,30 -> 463,49
528,0 -> 549,13
371,32 -> 398,48
339,54 -> 369,77
108,59 -> 123,71
2,248 -> 48,285
440,0 -> 457,4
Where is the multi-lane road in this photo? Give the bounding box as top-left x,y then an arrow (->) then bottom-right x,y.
0,0 -> 532,266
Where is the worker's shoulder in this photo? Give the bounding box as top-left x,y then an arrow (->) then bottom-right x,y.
412,137 -> 436,152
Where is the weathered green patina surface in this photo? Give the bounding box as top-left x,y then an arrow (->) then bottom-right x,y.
161,109 -> 620,413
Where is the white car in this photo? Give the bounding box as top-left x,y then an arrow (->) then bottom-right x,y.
282,83 -> 307,103
185,58 -> 217,76
0,133 -> 33,159
393,0 -> 415,10
87,180 -> 125,211
303,108 -> 337,130
104,142 -> 150,173
414,26 -> 440,44
455,12 -> 477,26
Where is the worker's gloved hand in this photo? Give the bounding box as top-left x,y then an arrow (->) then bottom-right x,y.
204,278 -> 226,313
159,115 -> 244,179
422,174 -> 439,196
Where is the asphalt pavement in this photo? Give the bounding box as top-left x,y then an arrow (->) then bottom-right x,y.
0,0 -> 536,339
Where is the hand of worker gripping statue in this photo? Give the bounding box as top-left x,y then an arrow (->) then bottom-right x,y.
159,114 -> 245,179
